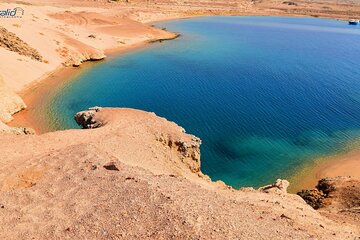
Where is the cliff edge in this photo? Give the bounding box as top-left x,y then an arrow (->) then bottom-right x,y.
0,107 -> 358,239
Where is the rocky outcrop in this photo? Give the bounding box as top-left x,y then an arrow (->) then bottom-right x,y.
75,107 -> 202,174
297,178 -> 337,209
74,107 -> 103,128
58,33 -> 106,67
0,27 -> 43,62
0,77 -> 26,123
156,133 -> 202,173
297,189 -> 327,209
148,33 -> 181,43
259,179 -> 290,194
298,177 -> 360,230
316,178 -> 337,194
0,120 -> 35,135
69,50 -> 106,67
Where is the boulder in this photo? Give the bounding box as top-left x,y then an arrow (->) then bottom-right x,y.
74,107 -> 103,129
259,179 -> 290,194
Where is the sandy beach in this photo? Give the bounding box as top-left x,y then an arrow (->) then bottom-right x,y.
289,146 -> 360,192
9,40 -> 163,133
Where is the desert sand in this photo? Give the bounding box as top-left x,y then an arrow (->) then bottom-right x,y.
1,0 -> 360,238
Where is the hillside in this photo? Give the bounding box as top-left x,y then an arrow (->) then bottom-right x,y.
0,108 -> 358,239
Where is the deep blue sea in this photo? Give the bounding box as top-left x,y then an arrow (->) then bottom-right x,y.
47,16 -> 360,188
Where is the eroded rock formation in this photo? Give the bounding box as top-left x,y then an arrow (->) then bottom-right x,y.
74,107 -> 104,128
0,27 -> 43,62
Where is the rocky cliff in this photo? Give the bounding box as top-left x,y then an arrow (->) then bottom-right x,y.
0,107 -> 358,239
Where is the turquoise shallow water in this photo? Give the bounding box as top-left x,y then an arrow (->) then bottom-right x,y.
47,16 -> 360,188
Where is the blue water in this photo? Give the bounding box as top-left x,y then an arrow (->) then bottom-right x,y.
47,16 -> 360,188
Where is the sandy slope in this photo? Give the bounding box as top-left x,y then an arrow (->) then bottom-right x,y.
0,108 -> 358,239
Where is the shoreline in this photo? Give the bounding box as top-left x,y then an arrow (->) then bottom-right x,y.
7,13 -> 348,133
7,14 -> 360,192
8,64 -> 91,133
9,39 -> 169,133
288,144 -> 360,192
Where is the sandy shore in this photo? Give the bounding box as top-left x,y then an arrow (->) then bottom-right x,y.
9,40 -> 165,133
0,0 -> 179,123
8,65 -> 88,133
289,146 -> 360,192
